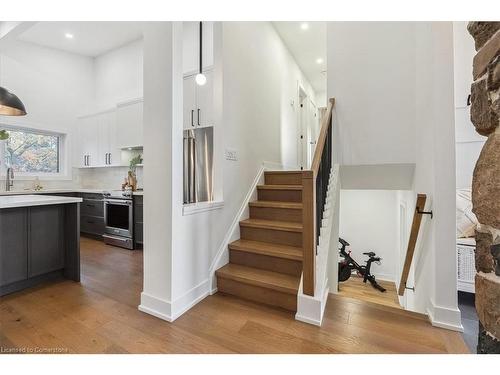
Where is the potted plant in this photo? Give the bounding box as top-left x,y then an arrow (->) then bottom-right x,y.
127,154 -> 142,191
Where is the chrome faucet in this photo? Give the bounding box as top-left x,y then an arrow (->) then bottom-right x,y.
5,167 -> 14,191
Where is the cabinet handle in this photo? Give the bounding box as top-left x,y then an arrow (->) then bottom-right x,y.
191,109 -> 194,127
105,153 -> 108,165
108,153 -> 112,165
197,109 -> 200,126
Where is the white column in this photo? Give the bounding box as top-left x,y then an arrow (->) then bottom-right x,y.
139,22 -> 184,321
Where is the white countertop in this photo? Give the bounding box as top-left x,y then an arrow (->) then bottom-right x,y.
0,188 -> 144,196
0,195 -> 83,209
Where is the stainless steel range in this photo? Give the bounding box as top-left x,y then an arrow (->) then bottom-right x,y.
103,190 -> 134,249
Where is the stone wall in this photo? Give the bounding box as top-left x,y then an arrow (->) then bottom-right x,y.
467,21 -> 500,354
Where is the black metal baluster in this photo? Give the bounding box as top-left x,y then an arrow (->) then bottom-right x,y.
315,115 -> 333,254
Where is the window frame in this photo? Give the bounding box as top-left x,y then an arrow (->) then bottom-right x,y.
0,124 -> 67,180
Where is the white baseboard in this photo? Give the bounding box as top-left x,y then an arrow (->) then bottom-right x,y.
372,273 -> 396,283
138,279 -> 210,322
426,299 -> 464,332
138,292 -> 173,322
295,279 -> 330,327
171,279 -> 210,320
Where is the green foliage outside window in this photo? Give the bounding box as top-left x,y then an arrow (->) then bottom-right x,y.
3,128 -> 60,173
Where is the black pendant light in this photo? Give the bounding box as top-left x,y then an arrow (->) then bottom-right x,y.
0,86 -> 27,116
195,21 -> 206,86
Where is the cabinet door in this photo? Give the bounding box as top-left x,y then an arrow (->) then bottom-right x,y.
106,110 -> 121,166
86,115 -> 100,167
98,113 -> 110,166
117,101 -> 143,148
0,208 -> 28,287
196,70 -> 214,127
77,117 -> 91,167
183,75 -> 197,129
97,111 -> 120,167
29,205 -> 64,278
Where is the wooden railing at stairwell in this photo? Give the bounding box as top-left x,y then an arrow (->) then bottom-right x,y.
302,98 -> 335,296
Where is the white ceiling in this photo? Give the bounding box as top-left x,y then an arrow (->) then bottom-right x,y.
273,22 -> 326,94
17,22 -> 145,57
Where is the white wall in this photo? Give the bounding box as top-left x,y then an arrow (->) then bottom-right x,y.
0,38 -> 94,187
328,22 -> 462,330
339,190 -> 399,281
453,21 -> 487,189
401,23 -> 461,330
94,39 -> 143,110
165,22 -> 319,315
327,22 -> 416,166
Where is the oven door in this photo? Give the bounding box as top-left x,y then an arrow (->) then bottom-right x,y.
104,199 -> 133,238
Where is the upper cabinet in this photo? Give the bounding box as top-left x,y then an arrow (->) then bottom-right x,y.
77,110 -> 120,168
76,99 -> 143,168
116,99 -> 143,148
183,70 -> 214,130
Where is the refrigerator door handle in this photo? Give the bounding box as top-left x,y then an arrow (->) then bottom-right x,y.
191,110 -> 194,127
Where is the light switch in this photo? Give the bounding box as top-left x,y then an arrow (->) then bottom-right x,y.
225,148 -> 238,161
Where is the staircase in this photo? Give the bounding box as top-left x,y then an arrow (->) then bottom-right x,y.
215,170 -> 304,311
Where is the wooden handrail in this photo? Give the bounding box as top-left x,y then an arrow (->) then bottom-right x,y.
311,98 -> 335,177
302,97 -> 335,296
398,194 -> 427,296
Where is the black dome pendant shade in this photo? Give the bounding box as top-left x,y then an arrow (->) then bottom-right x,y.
0,86 -> 27,116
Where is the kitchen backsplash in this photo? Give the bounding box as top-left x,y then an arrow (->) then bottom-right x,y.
79,166 -> 143,190
0,167 -> 143,192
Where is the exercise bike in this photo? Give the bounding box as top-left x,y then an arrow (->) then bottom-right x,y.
338,238 -> 386,293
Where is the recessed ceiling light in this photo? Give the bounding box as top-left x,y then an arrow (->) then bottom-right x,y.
65,33 -> 74,39
300,23 -> 309,30
316,58 -> 324,64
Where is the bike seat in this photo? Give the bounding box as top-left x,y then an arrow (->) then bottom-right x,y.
339,238 -> 350,247
363,251 -> 376,257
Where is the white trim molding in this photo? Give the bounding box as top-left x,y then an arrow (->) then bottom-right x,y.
138,279 -> 211,322
138,293 -> 173,322
296,165 -> 340,326
426,299 -> 464,332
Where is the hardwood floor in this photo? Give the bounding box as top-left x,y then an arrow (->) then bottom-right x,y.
0,237 -> 469,354
338,275 -> 401,309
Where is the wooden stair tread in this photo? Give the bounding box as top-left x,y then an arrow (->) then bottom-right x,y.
216,264 -> 299,294
264,170 -> 302,174
240,218 -> 303,232
229,239 -> 302,261
257,184 -> 302,190
249,201 -> 302,209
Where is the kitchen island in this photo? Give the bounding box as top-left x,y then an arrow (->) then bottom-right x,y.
0,195 -> 82,296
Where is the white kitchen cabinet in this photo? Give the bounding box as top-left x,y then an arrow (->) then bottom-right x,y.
77,116 -> 99,167
183,70 -> 214,130
116,99 -> 143,148
77,110 -> 122,168
183,75 -> 197,129
98,110 -> 121,166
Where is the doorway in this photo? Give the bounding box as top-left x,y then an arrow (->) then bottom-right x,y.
298,86 -> 318,170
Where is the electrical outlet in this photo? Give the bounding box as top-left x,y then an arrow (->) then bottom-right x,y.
225,149 -> 238,161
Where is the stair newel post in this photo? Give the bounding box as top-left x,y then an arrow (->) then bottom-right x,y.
302,170 -> 315,296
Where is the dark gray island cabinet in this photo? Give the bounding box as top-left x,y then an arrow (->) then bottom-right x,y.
0,195 -> 82,296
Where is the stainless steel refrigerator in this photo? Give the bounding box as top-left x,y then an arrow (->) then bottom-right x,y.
183,127 -> 214,204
